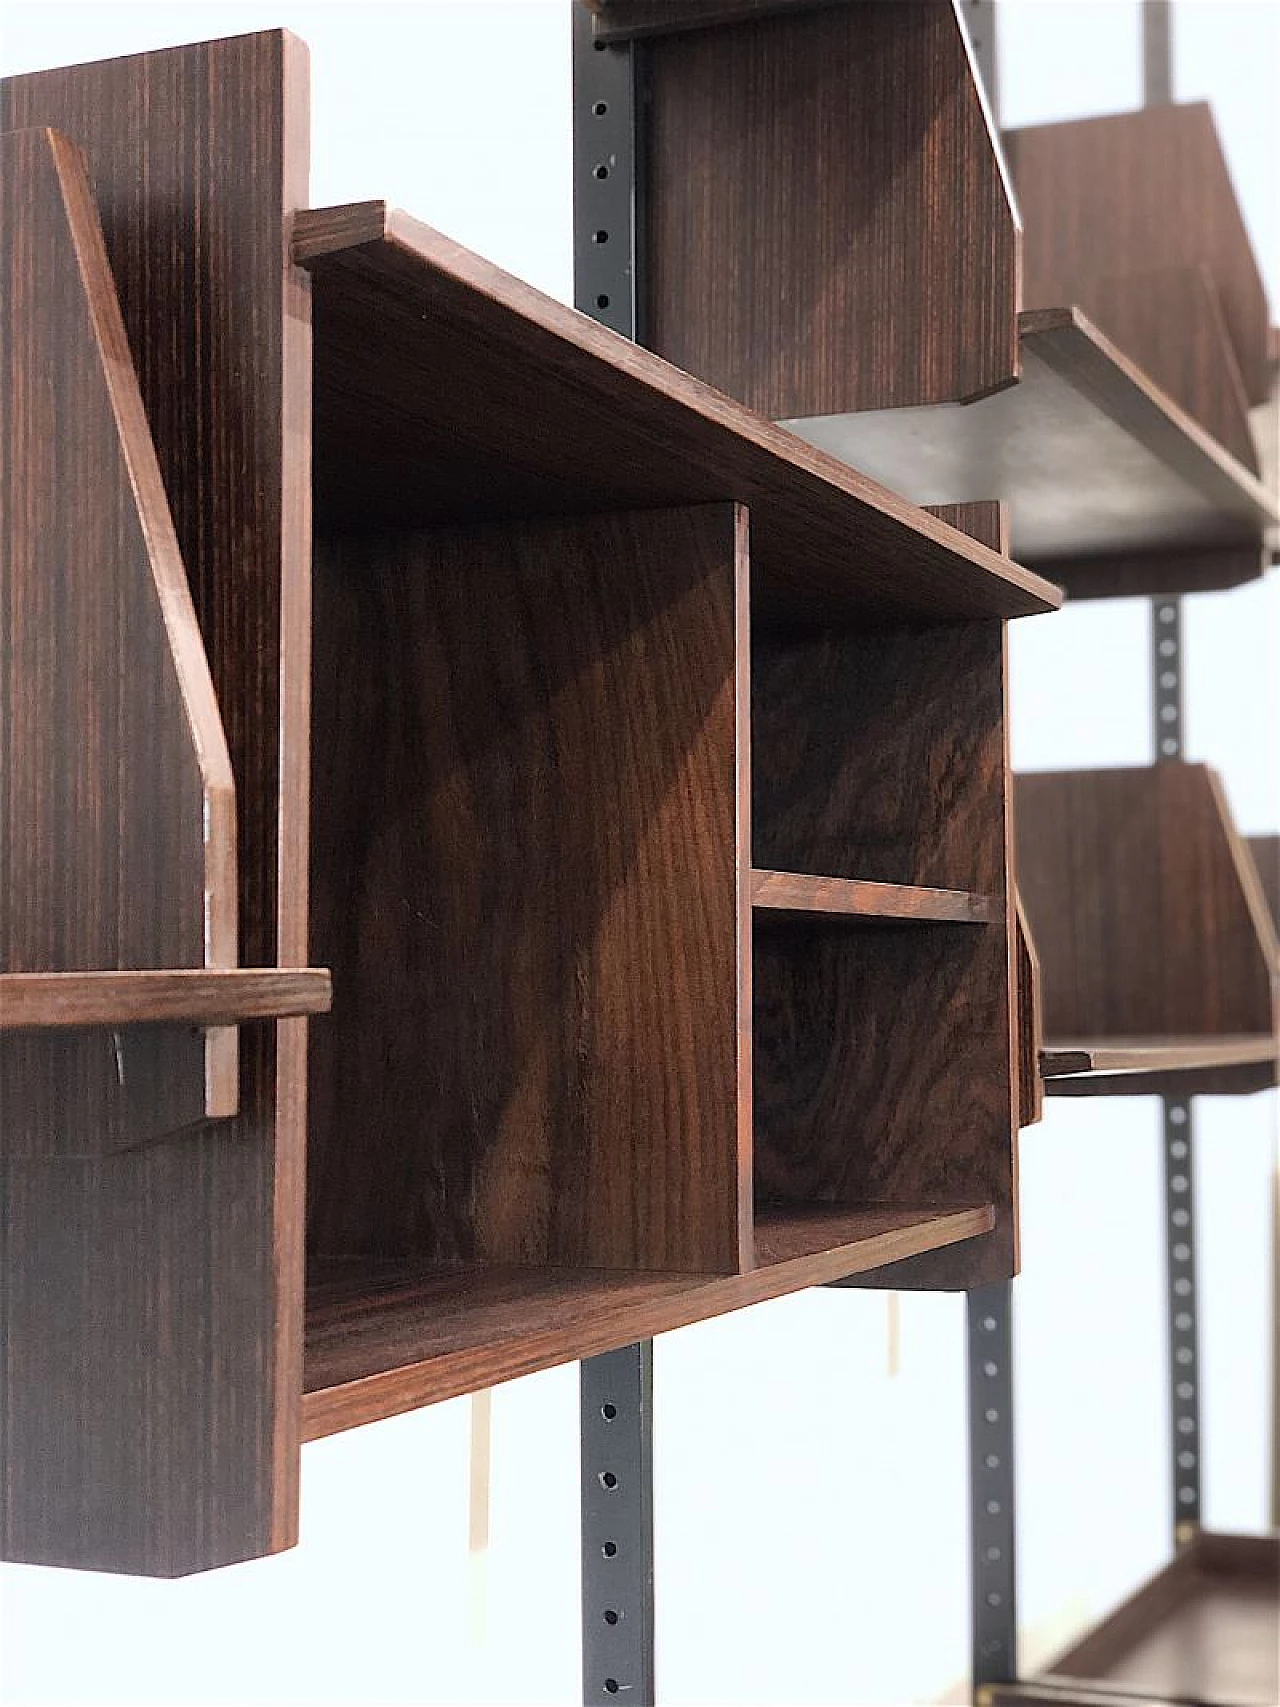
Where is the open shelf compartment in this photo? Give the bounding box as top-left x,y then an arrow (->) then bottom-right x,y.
1016,764 -> 1280,1098
295,211 -> 1045,1424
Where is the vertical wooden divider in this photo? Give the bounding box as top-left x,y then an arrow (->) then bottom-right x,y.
1,31 -> 312,1575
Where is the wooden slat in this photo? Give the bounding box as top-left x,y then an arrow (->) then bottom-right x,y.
301,1205 -> 994,1437
1041,1037 -> 1280,1079
294,204 -> 1059,627
588,0 -> 836,40
307,506 -> 751,1276
2,31 -> 311,1577
785,309 -> 1277,597
750,871 -> 1000,924
0,970 -> 332,1031
0,127 -> 237,1157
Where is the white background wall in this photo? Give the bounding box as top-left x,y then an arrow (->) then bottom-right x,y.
1,3 -> 1276,1703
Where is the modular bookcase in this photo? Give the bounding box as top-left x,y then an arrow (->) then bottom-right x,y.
0,27 -> 1057,1577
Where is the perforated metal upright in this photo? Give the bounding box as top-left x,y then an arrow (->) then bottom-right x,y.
572,10 -> 657,1703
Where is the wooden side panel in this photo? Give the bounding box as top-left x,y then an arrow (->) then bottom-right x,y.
1016,765 -> 1277,1042
1,33 -> 311,1575
1247,834 -> 1280,948
1006,102 -> 1272,407
1052,267 -> 1258,472
0,128 -> 235,1160
308,506 -> 750,1275
642,0 -> 1020,418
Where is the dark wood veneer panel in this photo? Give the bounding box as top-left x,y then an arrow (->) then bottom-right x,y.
0,970 -> 332,1034
753,622 -> 1006,893
308,505 -> 750,1275
301,1204 -> 994,1435
751,871 -> 999,925
1,31 -> 311,1575
295,207 -> 1057,625
0,128 -> 236,1159
1044,1532 -> 1279,1707
1016,765 -> 1278,1044
1006,102 -> 1273,407
641,0 -> 1019,418
786,309 -> 1277,596
1247,835 -> 1280,945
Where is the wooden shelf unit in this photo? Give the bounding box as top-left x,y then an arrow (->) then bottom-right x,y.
1016,764 -> 1280,1100
1,30 -> 1056,1577
298,207 -> 1050,1381
784,307 -> 1278,599
1032,1532 -> 1279,1707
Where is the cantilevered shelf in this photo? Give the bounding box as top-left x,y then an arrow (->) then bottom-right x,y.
294,201 -> 1055,1426
303,1205 -> 993,1437
1023,1532 -> 1279,1707
784,308 -> 1279,598
1017,764 -> 1280,1099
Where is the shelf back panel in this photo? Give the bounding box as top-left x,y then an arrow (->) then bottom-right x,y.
308,504 -> 751,1275
641,0 -> 1020,418
1017,765 -> 1278,1042
1,31 -> 311,1576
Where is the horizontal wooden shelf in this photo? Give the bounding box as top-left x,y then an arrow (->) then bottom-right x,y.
785,307 -> 1279,596
301,1203 -> 993,1437
1042,1039 -> 1279,1098
294,202 -> 1060,627
0,969 -> 333,1030
1039,1531 -> 1279,1707
751,868 -> 1000,924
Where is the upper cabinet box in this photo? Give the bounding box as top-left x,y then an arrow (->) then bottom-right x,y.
2,27 -> 1054,1575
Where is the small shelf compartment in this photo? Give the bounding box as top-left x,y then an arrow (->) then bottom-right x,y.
1037,1532 -> 1279,1707
1017,764 -> 1280,1098
0,969 -> 332,1031
295,210 -> 1045,1421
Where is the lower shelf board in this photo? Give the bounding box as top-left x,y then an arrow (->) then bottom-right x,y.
0,967 -> 332,1028
750,869 -> 1000,925
1039,1531 -> 1279,1707
302,1202 -> 993,1437
1041,1035 -> 1279,1097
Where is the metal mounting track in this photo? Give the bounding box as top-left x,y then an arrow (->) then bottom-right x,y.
580,1344 -> 656,1704
968,1283 -> 1019,1686
573,10 -> 656,1702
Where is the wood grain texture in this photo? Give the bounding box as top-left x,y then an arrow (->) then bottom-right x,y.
0,127 -> 236,1158
0,970 -> 331,1034
640,0 -> 1020,418
1,31 -> 311,1575
1016,893 -> 1044,1127
752,623 -> 1006,892
295,205 -> 1058,625
641,0 -> 1024,416
1053,265 -> 1258,472
831,499 -> 1018,1290
589,0 -> 837,40
1005,102 -> 1273,407
787,309 -> 1277,598
1247,835 -> 1280,947
751,871 -> 1000,924
300,1204 -> 995,1436
1017,766 -> 1279,1052
308,506 -> 750,1275
1043,1532 -> 1279,1707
